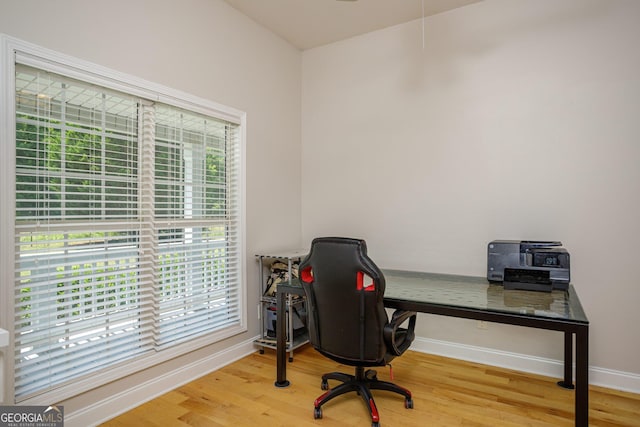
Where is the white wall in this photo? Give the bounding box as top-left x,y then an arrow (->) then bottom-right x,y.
0,0 -> 302,421
1,0 -> 639,420
302,0 -> 640,380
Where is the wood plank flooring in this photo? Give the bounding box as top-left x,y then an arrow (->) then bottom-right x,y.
101,344 -> 640,426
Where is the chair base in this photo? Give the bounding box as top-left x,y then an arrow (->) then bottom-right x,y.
313,366 -> 413,427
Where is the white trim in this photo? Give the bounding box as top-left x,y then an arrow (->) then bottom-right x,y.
238,111 -> 248,339
0,33 -> 18,406
411,336 -> 640,394
18,324 -> 247,406
1,33 -> 249,404
65,337 -> 259,427
0,329 -> 8,348
3,34 -> 244,124
0,329 -> 8,403
590,366 -> 640,395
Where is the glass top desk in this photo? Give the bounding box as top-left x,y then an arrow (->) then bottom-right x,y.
275,269 -> 589,427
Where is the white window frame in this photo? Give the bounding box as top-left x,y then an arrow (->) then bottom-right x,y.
0,34 -> 247,405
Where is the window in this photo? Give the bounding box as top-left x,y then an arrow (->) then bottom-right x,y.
1,37 -> 245,403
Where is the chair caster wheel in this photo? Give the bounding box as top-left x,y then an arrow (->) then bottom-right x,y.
314,407 -> 322,419
372,422 -> 380,427
405,397 -> 414,409
321,379 -> 329,390
288,357 -> 293,362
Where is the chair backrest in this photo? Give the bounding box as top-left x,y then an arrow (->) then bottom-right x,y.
299,237 -> 389,365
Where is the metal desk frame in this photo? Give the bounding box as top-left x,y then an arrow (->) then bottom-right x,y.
275,270 -> 589,427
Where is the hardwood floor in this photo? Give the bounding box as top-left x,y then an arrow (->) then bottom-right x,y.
101,344 -> 640,426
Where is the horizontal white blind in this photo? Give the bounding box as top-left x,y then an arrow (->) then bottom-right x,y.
152,105 -> 242,348
13,64 -> 242,401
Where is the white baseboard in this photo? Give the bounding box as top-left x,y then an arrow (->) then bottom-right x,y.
590,366 -> 640,394
66,337 -> 259,427
411,336 -> 640,394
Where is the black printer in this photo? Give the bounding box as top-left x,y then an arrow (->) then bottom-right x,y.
487,240 -> 570,291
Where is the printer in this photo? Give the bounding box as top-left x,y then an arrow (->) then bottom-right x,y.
487,240 -> 570,291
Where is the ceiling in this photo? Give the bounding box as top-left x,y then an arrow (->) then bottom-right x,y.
223,0 -> 483,50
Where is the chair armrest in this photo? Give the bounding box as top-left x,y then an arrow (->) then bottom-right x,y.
383,310 -> 417,356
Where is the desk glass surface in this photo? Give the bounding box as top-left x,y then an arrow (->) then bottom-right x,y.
276,268 -> 589,426
382,270 -> 588,324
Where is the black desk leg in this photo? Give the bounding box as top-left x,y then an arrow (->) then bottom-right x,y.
575,326 -> 589,427
558,331 -> 575,389
275,287 -> 290,387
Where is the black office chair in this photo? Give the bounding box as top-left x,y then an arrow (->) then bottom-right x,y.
299,237 -> 417,427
